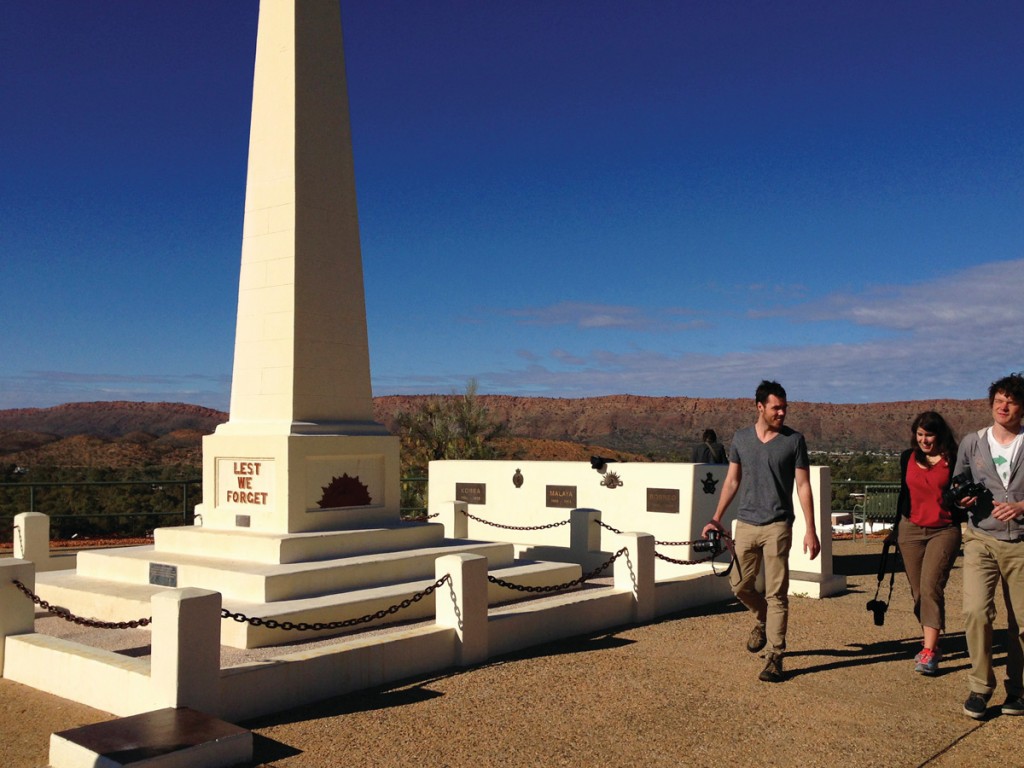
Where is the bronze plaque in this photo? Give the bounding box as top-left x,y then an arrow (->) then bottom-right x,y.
149,563 -> 178,588
235,514 -> 251,528
546,485 -> 577,508
456,483 -> 486,505
647,488 -> 680,514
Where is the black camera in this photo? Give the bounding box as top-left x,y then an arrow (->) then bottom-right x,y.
946,472 -> 994,522
865,598 -> 888,626
694,529 -> 723,554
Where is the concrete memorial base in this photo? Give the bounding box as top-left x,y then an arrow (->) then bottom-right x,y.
32,519 -> 580,649
193,432 -> 401,534
428,459 -> 846,598
49,707 -> 251,768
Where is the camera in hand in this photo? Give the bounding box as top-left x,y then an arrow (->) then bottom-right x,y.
946,472 -> 994,522
694,529 -> 723,554
865,598 -> 888,626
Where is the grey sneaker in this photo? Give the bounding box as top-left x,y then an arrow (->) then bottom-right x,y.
759,653 -> 784,683
963,692 -> 988,720
1001,695 -> 1024,716
914,647 -> 941,675
747,623 -> 767,653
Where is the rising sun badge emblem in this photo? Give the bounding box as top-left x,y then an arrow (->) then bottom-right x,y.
600,471 -> 624,489
318,473 -> 372,508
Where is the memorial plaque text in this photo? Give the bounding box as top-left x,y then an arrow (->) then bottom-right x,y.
456,483 -> 486,505
546,485 -> 577,508
647,488 -> 680,514
149,563 -> 178,588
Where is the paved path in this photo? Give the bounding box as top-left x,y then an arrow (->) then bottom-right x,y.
2,539 -> 1020,767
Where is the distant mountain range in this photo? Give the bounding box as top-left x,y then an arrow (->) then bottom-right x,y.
0,396 -> 993,469
376,394 -> 993,456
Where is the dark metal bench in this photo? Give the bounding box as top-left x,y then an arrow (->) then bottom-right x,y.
852,484 -> 899,541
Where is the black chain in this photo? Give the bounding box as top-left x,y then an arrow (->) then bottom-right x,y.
219,574 -> 452,632
12,579 -> 152,629
487,547 -> 627,593
653,551 -> 718,566
462,510 -> 571,531
593,519 -> 625,535
594,518 -> 731,549
592,519 -> 734,571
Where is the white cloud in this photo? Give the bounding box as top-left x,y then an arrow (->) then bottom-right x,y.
466,259 -> 1024,402
503,301 -> 705,332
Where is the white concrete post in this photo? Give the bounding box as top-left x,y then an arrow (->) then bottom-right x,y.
13,512 -> 50,569
0,559 -> 36,675
447,500 -> 469,539
570,508 -> 602,555
151,588 -> 221,715
435,553 -> 488,666
613,533 -> 656,624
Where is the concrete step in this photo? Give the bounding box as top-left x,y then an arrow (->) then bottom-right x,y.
34,572 -> 161,623
34,558 -> 583,649
154,522 -> 445,565
221,559 -> 583,648
49,707 -> 251,768
74,540 -> 517,602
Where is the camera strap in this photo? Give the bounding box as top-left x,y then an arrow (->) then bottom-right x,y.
872,537 -> 899,606
715,532 -> 737,579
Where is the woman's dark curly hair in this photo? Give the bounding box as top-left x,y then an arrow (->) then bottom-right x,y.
989,373 -> 1024,406
910,411 -> 958,465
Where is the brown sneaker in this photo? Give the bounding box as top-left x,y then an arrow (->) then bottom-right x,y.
759,653 -> 784,683
747,623 -> 767,653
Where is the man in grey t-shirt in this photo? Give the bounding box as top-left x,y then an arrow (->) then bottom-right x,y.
702,380 -> 820,682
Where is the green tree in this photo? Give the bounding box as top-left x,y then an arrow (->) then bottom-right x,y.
393,381 -> 506,517
394,380 -> 506,474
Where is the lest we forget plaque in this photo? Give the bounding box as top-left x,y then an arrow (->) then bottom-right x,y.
647,487 -> 680,514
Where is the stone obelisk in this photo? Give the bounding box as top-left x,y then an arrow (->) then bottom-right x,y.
195,0 -> 399,534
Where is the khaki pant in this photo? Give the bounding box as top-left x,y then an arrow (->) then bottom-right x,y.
897,520 -> 961,631
962,527 -> 1024,697
730,520 -> 792,654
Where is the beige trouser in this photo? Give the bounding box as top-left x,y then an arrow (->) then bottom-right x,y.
962,527 -> 1024,698
730,520 -> 792,654
897,520 -> 961,631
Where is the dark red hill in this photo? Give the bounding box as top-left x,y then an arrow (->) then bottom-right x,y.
0,396 -> 993,469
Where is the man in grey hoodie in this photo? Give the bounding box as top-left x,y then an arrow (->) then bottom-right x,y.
956,373 -> 1024,720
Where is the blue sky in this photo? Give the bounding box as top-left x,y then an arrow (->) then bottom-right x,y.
2,1 -> 1022,411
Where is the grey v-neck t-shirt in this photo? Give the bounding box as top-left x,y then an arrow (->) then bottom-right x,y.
728,425 -> 809,525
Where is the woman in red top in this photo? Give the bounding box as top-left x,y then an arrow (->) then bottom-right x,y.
896,411 -> 963,675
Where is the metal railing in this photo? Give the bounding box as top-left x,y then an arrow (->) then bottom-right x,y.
1,475 -> 893,544
831,479 -> 899,514
0,478 -> 202,542
0,475 -> 431,544
0,478 -> 200,517
400,475 -> 428,518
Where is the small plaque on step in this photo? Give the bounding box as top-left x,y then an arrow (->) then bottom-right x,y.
149,563 -> 178,588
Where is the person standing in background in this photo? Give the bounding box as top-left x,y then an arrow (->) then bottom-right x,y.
692,428 -> 727,464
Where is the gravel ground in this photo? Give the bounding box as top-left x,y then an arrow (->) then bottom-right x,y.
2,538 -> 1022,768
